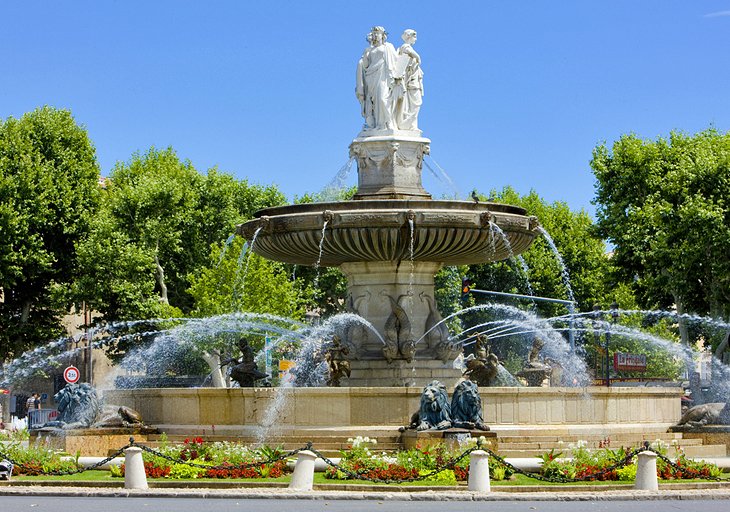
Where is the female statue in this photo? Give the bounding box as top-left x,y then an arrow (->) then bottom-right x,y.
394,29 -> 424,131
356,26 -> 398,131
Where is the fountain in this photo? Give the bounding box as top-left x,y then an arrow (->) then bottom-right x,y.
237,26 -> 540,387
4,27 -> 706,456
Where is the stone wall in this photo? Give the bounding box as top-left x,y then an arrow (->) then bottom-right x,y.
104,386 -> 683,428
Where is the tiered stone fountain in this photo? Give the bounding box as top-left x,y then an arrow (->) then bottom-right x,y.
105,28 -> 684,456
238,26 -> 540,386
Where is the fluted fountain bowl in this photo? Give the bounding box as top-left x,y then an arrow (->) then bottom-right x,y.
237,199 -> 539,266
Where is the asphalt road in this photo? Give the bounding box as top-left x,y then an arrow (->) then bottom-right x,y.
2,497 -> 730,512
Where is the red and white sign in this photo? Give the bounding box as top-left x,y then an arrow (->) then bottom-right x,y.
63,366 -> 80,384
613,353 -> 647,372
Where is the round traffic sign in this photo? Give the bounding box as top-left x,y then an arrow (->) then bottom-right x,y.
63,366 -> 80,384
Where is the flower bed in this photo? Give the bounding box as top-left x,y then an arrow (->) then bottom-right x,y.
539,439 -> 722,481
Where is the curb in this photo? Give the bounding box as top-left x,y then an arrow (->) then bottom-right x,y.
1,485 -> 730,501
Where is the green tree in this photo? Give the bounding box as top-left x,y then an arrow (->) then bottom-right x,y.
74,147 -> 286,320
0,107 -> 100,360
592,129 -> 730,346
469,187 -> 614,316
186,237 -> 306,386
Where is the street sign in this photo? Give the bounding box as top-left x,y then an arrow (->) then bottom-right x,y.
63,366 -> 80,384
613,353 -> 647,372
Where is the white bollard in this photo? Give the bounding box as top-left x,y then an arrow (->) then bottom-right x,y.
634,450 -> 659,491
288,450 -> 317,491
124,447 -> 148,490
467,449 -> 491,492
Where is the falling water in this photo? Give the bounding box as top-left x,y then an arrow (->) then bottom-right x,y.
490,223 -> 535,298
238,227 -> 262,299
537,226 -> 575,303
314,158 -> 356,202
217,234 -> 237,267
422,156 -> 462,199
313,220 -> 329,289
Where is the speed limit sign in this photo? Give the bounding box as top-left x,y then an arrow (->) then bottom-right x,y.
63,366 -> 80,384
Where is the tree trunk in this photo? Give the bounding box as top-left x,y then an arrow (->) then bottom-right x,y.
201,351 -> 226,388
154,253 -> 169,305
673,292 -> 690,346
715,330 -> 730,364
20,300 -> 31,323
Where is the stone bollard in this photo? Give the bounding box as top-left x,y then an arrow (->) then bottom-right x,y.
288,450 -> 317,491
467,449 -> 491,492
124,447 -> 148,490
634,451 -> 658,491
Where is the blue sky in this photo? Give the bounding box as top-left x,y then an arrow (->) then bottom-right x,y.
2,2 -> 729,214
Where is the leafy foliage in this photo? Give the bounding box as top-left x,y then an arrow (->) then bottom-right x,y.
0,107 -> 101,361
592,129 -> 730,346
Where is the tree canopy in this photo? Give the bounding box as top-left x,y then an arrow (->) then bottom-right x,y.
73,147 -> 286,321
0,107 -> 101,360
592,129 -> 730,345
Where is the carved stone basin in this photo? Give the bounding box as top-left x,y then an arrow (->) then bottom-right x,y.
237,199 -> 539,267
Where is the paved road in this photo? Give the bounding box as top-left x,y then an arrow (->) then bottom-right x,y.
2,497 -> 730,512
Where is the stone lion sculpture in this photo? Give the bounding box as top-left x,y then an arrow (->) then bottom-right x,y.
450,380 -> 490,431
415,380 -> 452,431
676,402 -> 730,428
44,383 -> 101,429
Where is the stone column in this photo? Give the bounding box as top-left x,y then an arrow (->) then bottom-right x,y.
634,451 -> 658,491
289,450 -> 317,491
467,450 -> 491,492
124,447 -> 148,489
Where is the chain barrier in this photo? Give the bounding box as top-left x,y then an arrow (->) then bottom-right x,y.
133,438 -> 308,471
308,441 -> 482,484
0,437 -> 723,483
483,446 -> 643,483
0,443 -> 131,476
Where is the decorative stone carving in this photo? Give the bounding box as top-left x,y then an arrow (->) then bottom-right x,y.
463,333 -> 500,387
515,336 -> 552,387
415,380 -> 452,430
675,402 -> 730,428
356,26 -> 399,132
325,335 -> 351,387
344,293 -> 369,359
43,383 -> 101,429
393,29 -> 424,132
451,380 -> 490,431
382,291 -> 415,362
225,338 -> 269,387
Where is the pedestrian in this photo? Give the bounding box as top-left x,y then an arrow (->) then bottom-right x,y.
25,392 -> 40,427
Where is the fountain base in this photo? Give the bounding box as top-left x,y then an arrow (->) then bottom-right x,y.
343,359 -> 462,387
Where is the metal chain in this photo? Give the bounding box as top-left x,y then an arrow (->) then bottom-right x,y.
651,448 -> 724,482
0,438 -> 723,483
134,440 -> 307,471
0,444 -> 131,476
484,446 -> 643,484
308,442 -> 482,485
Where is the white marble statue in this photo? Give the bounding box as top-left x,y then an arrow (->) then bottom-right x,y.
356,26 -> 399,131
394,29 -> 423,131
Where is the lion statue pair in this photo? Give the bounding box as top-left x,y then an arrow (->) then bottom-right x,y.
402,379 -> 489,432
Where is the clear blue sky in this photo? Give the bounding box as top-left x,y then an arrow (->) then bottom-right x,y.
2,1 -> 729,214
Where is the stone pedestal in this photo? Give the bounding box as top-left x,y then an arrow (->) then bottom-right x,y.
401,428 -> 498,452
341,260 -> 459,363
344,359 -> 463,388
350,135 -> 431,200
